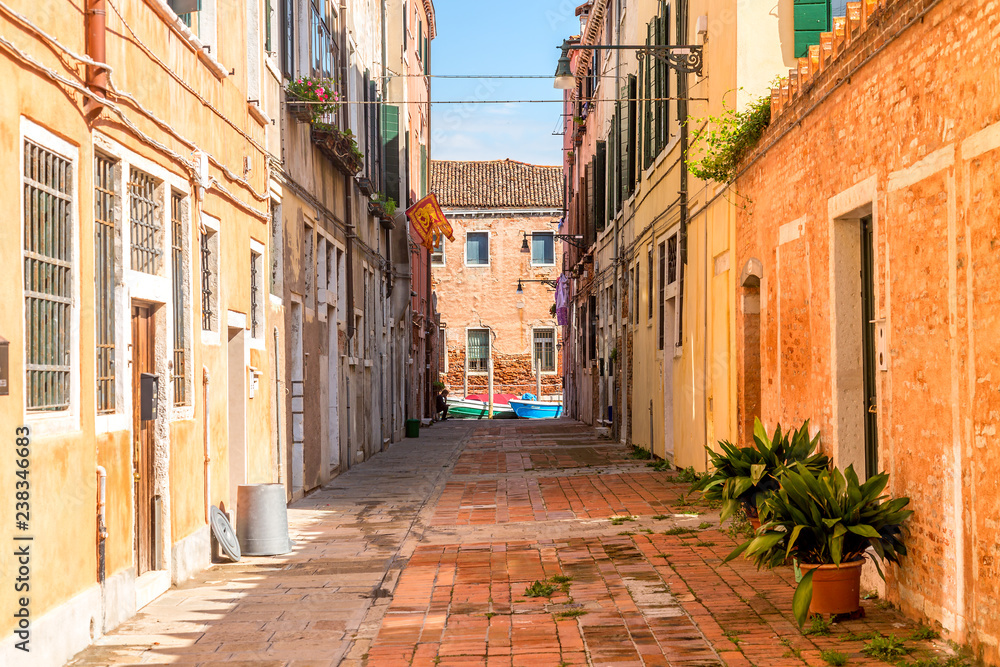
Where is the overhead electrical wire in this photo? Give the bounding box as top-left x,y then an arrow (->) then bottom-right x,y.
293,97 -> 704,105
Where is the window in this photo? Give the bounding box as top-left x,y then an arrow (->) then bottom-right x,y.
633,263 -> 639,324
94,154 -> 117,414
129,168 -> 161,274
303,224 -> 314,305
533,328 -> 556,372
431,234 -> 444,265
269,200 -> 282,296
530,232 -> 554,265
439,326 -> 447,374
281,0 -> 295,77
658,241 -> 666,350
23,140 -> 73,411
465,231 -> 489,266
588,294 -> 597,362
647,246 -> 653,320
200,228 -> 218,331
467,329 -> 490,372
311,0 -> 334,78
250,249 -> 263,338
171,193 -> 190,405
167,0 -> 200,35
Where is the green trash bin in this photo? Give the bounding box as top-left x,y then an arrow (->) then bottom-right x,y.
405,419 -> 420,438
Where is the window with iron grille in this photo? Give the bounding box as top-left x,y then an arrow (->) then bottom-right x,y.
23,140 -> 73,411
129,168 -> 161,274
250,249 -> 262,338
533,328 -> 556,373
467,329 -> 489,373
94,154 -> 117,414
171,194 -> 189,405
303,224 -> 314,305
667,235 -> 678,285
200,229 -> 217,331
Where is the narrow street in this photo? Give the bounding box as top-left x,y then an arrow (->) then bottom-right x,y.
68,420 -> 956,667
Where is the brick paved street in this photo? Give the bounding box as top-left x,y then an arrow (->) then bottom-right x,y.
69,420 -> 961,666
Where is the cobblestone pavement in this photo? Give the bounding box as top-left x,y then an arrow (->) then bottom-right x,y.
69,419 -> 961,666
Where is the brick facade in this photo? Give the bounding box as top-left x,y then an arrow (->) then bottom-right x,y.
735,0 -> 1000,660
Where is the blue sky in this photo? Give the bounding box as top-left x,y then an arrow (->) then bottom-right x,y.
429,0 -> 581,166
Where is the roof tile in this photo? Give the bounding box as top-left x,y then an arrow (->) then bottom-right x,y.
430,159 -> 564,209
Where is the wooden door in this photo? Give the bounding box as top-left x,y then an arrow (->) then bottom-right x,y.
860,215 -> 879,478
131,304 -> 155,575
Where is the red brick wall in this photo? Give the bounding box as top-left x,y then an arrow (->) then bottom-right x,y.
444,348 -> 563,398
735,0 -> 1000,659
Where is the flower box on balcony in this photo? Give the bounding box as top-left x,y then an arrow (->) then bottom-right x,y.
311,124 -> 364,175
285,77 -> 341,124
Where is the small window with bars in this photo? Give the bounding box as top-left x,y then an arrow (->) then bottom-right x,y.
200,229 -> 218,331
270,201 -> 283,296
250,249 -> 263,338
533,328 -> 556,373
94,154 -> 118,414
467,328 -> 490,373
171,193 -> 189,405
129,168 -> 161,274
658,241 -> 666,351
23,140 -> 74,411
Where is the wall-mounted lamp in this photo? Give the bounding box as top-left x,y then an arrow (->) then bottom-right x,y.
520,230 -> 588,250
554,39 -> 704,90
516,278 -> 559,294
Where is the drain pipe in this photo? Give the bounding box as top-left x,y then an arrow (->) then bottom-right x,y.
202,367 -> 211,523
273,326 -> 284,484
96,466 -> 107,583
84,0 -> 108,110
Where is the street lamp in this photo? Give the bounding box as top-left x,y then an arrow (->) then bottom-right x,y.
516,278 -> 559,294
520,231 -> 588,251
553,39 -> 704,89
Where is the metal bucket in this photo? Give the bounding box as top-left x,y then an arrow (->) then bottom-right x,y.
235,484 -> 292,556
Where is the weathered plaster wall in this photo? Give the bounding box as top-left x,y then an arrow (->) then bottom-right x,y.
735,0 -> 1000,659
433,211 -> 563,398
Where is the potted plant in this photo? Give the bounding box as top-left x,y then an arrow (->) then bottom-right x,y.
724,464 -> 912,625
285,77 -> 341,123
368,193 -> 397,221
691,418 -> 829,529
311,123 -> 364,175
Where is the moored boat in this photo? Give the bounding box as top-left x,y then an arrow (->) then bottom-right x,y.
508,397 -> 564,419
446,396 -> 515,419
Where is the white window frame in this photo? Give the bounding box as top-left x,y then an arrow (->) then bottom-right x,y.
464,230 -> 490,267
530,231 -> 556,267
249,238 -> 266,348
532,326 -> 557,374
431,234 -> 445,266
170,191 -> 194,409
465,327 -> 491,375
200,213 -> 222,345
93,150 -> 125,426
20,118 -> 81,438
93,132 -> 192,426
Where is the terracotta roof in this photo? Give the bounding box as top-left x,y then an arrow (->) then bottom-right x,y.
430,159 -> 564,209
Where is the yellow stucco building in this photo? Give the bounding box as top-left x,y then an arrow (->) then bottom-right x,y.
560,0 -> 795,468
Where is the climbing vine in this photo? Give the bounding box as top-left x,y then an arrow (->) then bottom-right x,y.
687,93 -> 771,183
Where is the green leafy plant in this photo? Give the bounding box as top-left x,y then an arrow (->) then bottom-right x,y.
805,615 -> 832,636
647,459 -> 672,472
285,77 -> 342,120
628,446 -> 653,460
909,625 -> 941,641
687,93 -> 771,183
820,650 -> 848,666
524,580 -> 557,597
371,192 -> 397,217
676,467 -> 707,484
724,464 -> 912,627
663,527 -> 697,536
692,418 -> 829,523
861,634 -> 909,660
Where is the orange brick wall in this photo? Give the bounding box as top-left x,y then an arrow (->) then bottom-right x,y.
735,0 -> 1000,660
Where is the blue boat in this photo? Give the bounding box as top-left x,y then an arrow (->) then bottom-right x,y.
508,395 -> 564,419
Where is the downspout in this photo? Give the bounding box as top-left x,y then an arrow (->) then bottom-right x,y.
424,34 -> 433,421
341,0 -> 356,342
273,326 -> 284,484
613,2 -> 622,440
85,0 -> 108,112
202,367 -> 211,522
96,466 -> 107,583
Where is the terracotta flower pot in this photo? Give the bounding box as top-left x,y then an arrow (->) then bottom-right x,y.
798,559 -> 864,615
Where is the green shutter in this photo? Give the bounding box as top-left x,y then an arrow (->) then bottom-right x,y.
794,0 -> 830,57
381,105 -> 400,203
627,74 -> 637,193
420,143 -> 427,197
643,22 -> 654,169
619,84 -> 628,205
607,112 -> 617,218
595,140 -> 606,235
